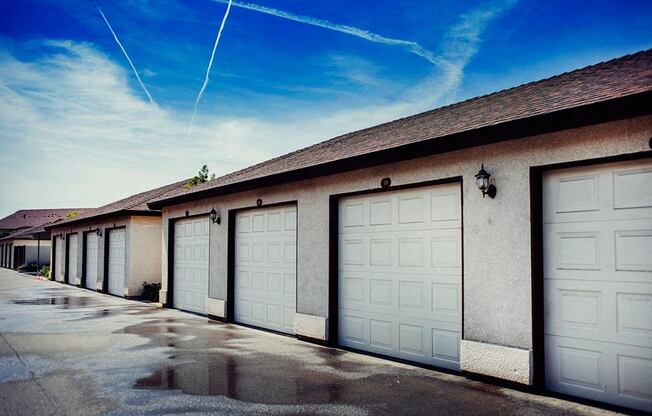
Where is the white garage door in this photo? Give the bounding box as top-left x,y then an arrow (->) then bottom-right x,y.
107,229 -> 126,296
55,236 -> 64,282
338,182 -> 462,370
234,205 -> 297,334
85,233 -> 99,291
67,234 -> 78,286
173,217 -> 209,314
544,159 -> 652,412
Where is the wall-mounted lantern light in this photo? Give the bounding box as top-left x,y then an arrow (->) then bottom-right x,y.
209,207 -> 221,225
95,228 -> 102,237
475,164 -> 497,198
60,233 -> 66,241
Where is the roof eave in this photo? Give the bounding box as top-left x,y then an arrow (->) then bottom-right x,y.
44,209 -> 162,230
148,90 -> 652,210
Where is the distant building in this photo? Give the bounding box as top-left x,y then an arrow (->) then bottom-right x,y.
0,209 -> 86,269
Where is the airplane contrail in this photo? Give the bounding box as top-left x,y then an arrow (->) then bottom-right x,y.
188,0 -> 233,136
97,5 -> 157,108
210,0 -> 443,67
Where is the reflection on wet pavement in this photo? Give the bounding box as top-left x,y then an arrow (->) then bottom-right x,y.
0,270 -> 619,416
125,319 -> 523,414
12,297 -> 96,307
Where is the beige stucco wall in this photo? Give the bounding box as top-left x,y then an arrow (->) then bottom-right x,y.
161,115 -> 652,354
128,216 -> 163,295
49,215 -> 162,297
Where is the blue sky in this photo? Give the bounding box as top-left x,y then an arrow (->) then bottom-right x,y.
0,0 -> 650,217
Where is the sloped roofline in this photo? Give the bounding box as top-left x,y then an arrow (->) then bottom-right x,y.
147,50 -> 652,209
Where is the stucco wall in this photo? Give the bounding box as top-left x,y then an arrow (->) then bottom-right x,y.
161,116 -> 652,352
128,216 -> 163,295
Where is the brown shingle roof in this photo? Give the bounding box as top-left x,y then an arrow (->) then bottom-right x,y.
0,209 -> 87,232
46,179 -> 189,229
150,49 -> 652,208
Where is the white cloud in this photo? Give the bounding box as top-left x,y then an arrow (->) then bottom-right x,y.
320,54 -> 385,88
0,0 -> 516,217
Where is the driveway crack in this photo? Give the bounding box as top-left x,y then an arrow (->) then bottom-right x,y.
0,333 -> 64,416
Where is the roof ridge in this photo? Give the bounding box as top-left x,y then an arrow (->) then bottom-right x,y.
122,179 -> 189,211
47,178 -> 191,229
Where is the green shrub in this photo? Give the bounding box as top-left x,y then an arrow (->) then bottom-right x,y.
141,282 -> 162,302
39,265 -> 51,278
18,263 -> 38,272
185,164 -> 216,188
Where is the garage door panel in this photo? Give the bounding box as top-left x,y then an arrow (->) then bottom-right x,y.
546,335 -> 652,409
339,183 -> 462,369
547,269 -> 652,343
544,159 -> 652,412
544,166 -> 652,224
67,234 -> 78,285
544,219 -> 652,283
340,229 -> 462,275
173,217 -> 209,315
613,166 -> 652,210
235,205 -> 296,334
107,229 -> 126,296
340,308 -> 460,369
54,237 -> 64,282
85,234 -> 99,290
340,186 -> 461,235
340,271 -> 461,322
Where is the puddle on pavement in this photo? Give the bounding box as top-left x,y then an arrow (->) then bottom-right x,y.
124,318 -> 524,413
125,319 -> 415,406
12,297 -> 97,308
133,357 -> 348,404
126,318 -> 343,403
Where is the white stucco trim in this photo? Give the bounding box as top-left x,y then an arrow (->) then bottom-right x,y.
460,340 -> 533,385
207,298 -> 226,318
294,313 -> 327,340
159,289 -> 168,305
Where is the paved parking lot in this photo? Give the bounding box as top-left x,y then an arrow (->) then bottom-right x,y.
0,269 -> 622,415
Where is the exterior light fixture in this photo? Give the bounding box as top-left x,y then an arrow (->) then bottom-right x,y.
475,164 -> 497,198
209,207 -> 221,224
95,228 -> 102,237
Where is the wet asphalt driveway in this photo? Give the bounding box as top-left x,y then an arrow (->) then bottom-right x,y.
0,269 -> 621,416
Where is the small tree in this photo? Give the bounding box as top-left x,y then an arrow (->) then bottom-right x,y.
186,165 -> 216,188
65,211 -> 80,219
